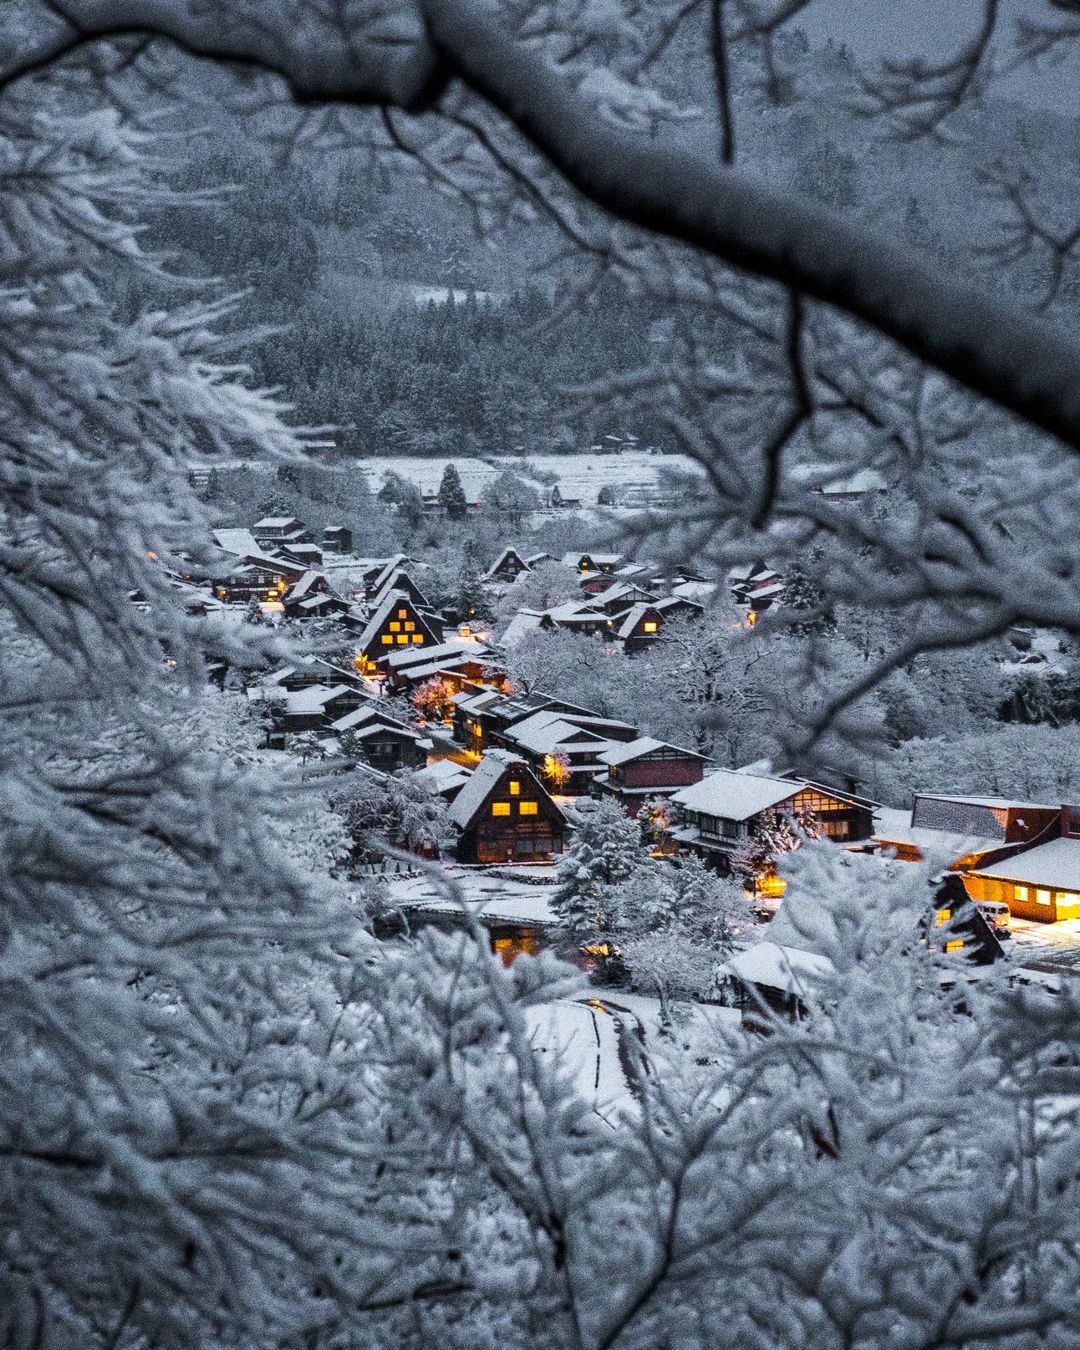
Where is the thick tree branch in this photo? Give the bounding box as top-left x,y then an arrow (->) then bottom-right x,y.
421,0 -> 1080,453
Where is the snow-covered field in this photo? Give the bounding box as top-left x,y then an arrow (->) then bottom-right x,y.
354,452 -> 699,506
387,863 -> 559,925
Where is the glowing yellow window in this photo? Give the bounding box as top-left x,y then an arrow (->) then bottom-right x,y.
397,609 -> 408,619
509,781 -> 520,795
643,621 -> 658,633
519,801 -> 538,815
389,622 -> 401,633
934,908 -> 951,927
1036,889 -> 1051,906
945,939 -> 965,953
396,634 -> 409,644
380,635 -> 394,646
411,634 -> 424,643
1016,886 -> 1029,902
404,622 -> 415,632
492,802 -> 511,817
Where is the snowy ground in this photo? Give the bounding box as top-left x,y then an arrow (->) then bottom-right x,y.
526,998 -> 635,1123
387,863 -> 743,1112
1010,916 -> 1080,971
353,452 -> 698,505
386,862 -> 558,925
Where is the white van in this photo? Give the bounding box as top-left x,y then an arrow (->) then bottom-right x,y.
975,900 -> 1011,938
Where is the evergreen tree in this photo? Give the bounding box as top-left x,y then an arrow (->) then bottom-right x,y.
378,471 -> 423,528
437,462 -> 468,520
456,566 -> 489,622
731,810 -> 817,893
781,554 -> 837,637
552,798 -> 648,934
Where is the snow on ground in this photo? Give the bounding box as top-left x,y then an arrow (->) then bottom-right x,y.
386,862 -> 558,925
1010,915 -> 1080,971
353,452 -> 699,505
526,999 -> 632,1123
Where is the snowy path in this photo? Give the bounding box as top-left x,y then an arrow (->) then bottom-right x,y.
526,996 -> 646,1122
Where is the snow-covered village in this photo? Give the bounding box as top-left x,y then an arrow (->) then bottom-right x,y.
6,3 -> 1080,1348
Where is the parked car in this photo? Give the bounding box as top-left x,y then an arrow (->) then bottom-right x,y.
975,899 -> 1012,938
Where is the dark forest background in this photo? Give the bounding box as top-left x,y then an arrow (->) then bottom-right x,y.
147,33 -> 1080,460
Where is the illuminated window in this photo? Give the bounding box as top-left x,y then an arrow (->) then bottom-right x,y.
1036,889 -> 1051,906
380,635 -> 394,646
945,939 -> 965,953
404,622 -> 415,632
389,622 -> 401,633
492,802 -> 511,816
509,781 -> 520,795
397,609 -> 408,619
1016,886 -> 1029,902
519,801 -> 538,815
396,634 -> 409,644
411,634 -> 424,643
643,621 -> 658,633
934,908 -> 951,927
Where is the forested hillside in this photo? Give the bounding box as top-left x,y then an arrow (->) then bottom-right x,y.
148,31 -> 1080,459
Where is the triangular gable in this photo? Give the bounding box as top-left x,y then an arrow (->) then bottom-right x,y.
355,589 -> 441,657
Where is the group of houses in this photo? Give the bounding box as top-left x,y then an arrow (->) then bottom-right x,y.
416,679 -> 878,875
188,516 -> 1080,928
874,794 -> 1080,924
486,546 -> 757,653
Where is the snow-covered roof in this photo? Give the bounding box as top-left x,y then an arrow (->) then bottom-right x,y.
673,580 -> 717,601
212,527 -> 261,557
329,705 -> 411,735
972,838 -> 1080,891
873,807 -> 999,860
671,769 -> 805,821
369,567 -> 427,606
454,688 -> 502,714
253,516 -> 303,530
614,602 -> 658,640
545,601 -> 611,624
589,582 -> 654,607
599,736 -> 704,766
501,609 -> 546,647
287,570 -> 328,603
747,580 -> 784,599
286,684 -> 356,714
654,594 -> 703,613
448,748 -> 558,828
414,759 -> 474,798
394,657 -> 488,684
723,941 -> 834,994
367,554 -> 409,595
384,638 -> 482,670
917,794 -> 1045,810
506,711 -> 613,756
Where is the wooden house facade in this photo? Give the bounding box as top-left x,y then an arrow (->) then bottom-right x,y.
614,603 -> 666,653
353,590 -> 443,674
448,749 -> 568,864
962,806 -> 1080,922
329,705 -> 428,771
594,737 -> 708,813
669,769 -> 875,870
484,547 -> 532,582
